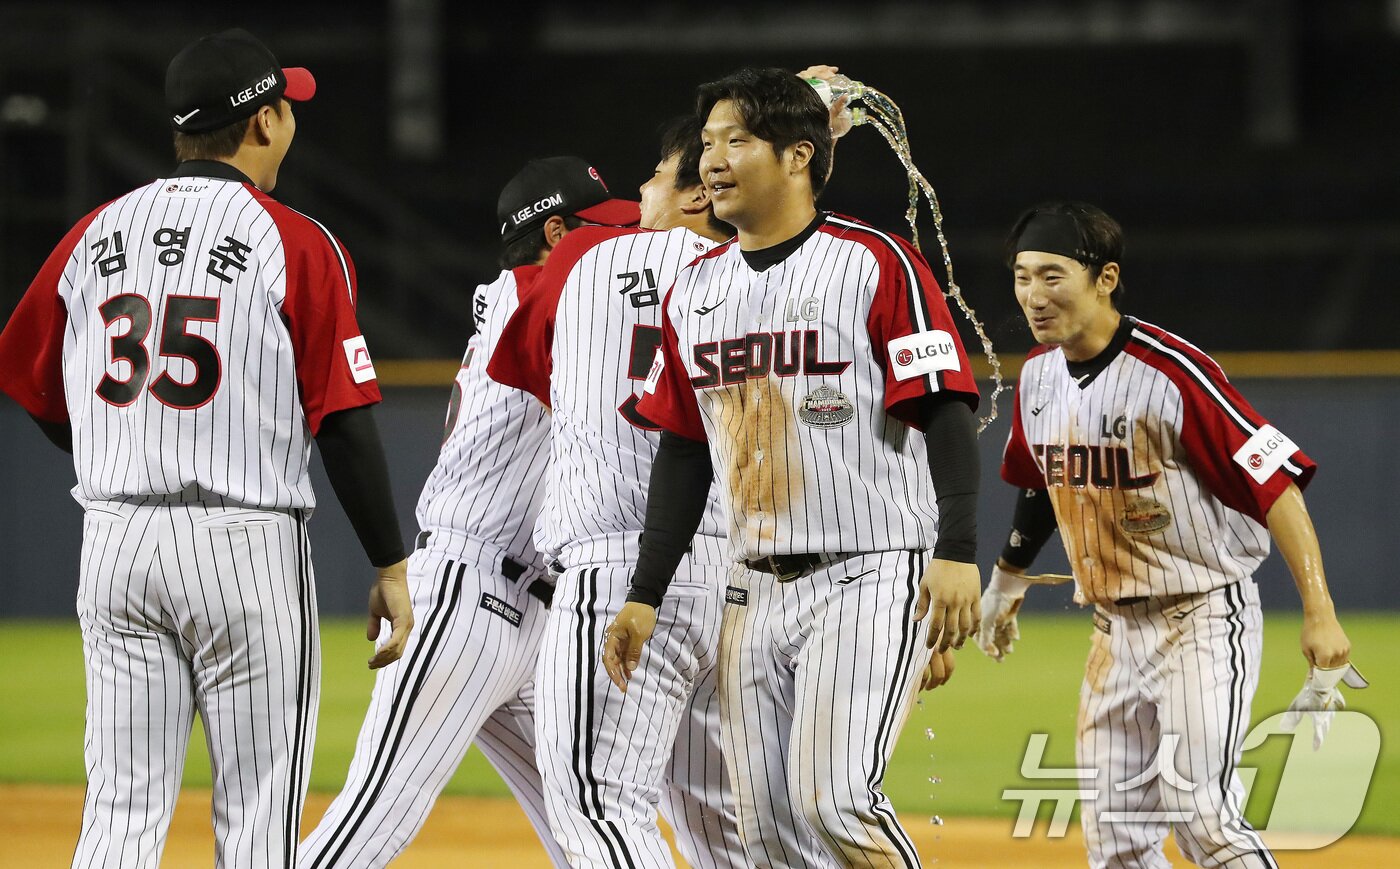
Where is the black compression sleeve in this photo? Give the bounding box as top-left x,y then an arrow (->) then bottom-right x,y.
1000,487 -> 1058,570
30,413 -> 73,454
315,406 -> 407,568
923,395 -> 980,563
627,431 -> 714,608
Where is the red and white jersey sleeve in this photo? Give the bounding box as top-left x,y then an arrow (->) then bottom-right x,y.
637,213 -> 980,560
415,266 -> 550,565
0,175 -> 380,509
493,225 -> 728,566
861,227 -> 979,425
1009,317 -> 1313,605
1000,347 -> 1054,491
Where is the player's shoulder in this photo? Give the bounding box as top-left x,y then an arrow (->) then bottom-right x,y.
248,191 -> 347,258
550,224 -> 647,268
818,212 -> 916,254
1122,318 -> 1231,389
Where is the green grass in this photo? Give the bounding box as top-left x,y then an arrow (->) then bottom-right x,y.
3,614 -> 1396,836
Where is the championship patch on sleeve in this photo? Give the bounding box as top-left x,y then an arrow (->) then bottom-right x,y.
342,336 -> 377,384
642,348 -> 665,394
1231,424 -> 1299,484
888,330 -> 961,381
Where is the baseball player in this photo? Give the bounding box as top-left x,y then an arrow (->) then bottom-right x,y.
487,115 -> 752,868
298,155 -> 640,868
978,200 -> 1358,868
602,67 -> 981,867
0,29 -> 413,868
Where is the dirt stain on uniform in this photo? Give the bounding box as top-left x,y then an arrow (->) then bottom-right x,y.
714,376 -> 799,543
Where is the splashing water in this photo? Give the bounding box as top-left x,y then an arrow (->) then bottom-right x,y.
839,83 -> 1007,433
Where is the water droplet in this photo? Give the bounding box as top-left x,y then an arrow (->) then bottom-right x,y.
923,728 -> 935,740
927,776 -> 942,784
929,815 -> 944,825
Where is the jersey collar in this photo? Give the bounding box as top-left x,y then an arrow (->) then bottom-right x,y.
739,212 -> 826,272
1065,315 -> 1136,389
171,160 -> 256,186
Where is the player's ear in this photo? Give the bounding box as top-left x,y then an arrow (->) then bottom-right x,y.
1097,262 -> 1120,299
681,183 -> 711,216
786,140 -> 815,178
542,215 -> 569,250
249,106 -> 275,146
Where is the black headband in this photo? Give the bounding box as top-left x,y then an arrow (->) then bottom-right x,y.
1013,211 -> 1105,265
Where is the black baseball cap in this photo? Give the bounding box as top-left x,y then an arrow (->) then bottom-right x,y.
166,28 -> 316,134
497,157 -> 640,244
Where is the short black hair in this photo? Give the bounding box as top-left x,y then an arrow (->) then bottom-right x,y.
1005,200 -> 1127,306
172,100 -> 282,162
695,67 -> 833,197
656,114 -> 735,238
498,215 -> 585,270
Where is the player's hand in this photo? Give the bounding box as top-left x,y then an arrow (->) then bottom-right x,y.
367,558 -> 414,670
1280,662 -> 1368,750
602,602 -> 658,693
977,564 -> 1032,662
919,649 -> 957,691
796,64 -> 854,139
1300,609 -> 1351,669
914,558 -> 981,652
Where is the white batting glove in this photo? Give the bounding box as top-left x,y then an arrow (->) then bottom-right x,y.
977,565 -> 1031,662
1280,663 -> 1368,750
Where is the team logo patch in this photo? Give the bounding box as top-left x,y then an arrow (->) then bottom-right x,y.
888,329 -> 961,381
1231,424 -> 1299,484
342,336 -> 377,384
479,593 -> 523,627
1119,496 -> 1172,535
725,586 -> 748,606
797,385 -> 854,429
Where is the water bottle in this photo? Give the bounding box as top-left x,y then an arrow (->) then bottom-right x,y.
806,74 -> 865,138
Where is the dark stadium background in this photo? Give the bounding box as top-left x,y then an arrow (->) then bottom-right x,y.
2,0 -> 1397,615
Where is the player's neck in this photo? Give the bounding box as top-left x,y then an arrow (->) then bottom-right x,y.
220,152 -> 275,192
1061,310 -> 1122,362
737,202 -> 819,251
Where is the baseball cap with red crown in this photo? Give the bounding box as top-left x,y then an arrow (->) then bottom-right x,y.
166,28 -> 316,134
497,156 -> 641,244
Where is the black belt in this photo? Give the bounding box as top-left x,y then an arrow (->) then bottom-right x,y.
414,530 -> 551,607
744,552 -> 852,582
1114,596 -> 1150,606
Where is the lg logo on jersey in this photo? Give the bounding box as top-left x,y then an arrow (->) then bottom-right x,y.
1232,424 -> 1299,484
888,330 -> 961,382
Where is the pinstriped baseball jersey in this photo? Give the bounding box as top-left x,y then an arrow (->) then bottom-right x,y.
0,174 -> 380,509
1001,316 -> 1316,605
637,212 -> 979,560
488,224 -> 727,564
414,266 -> 549,564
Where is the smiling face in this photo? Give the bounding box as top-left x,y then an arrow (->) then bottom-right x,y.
700,99 -> 794,233
1013,250 -> 1120,360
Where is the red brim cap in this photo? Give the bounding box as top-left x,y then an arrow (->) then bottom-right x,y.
283,67 -> 316,101
576,199 -> 641,227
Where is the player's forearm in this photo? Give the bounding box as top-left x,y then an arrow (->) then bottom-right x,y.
1266,483 -> 1338,618
999,487 -> 1058,571
315,406 -> 407,568
628,431 -> 713,608
923,396 -> 979,563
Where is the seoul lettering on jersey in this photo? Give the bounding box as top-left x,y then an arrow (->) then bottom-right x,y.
689,329 -> 851,389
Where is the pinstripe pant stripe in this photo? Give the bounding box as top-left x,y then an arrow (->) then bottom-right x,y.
282,514 -> 313,866
1218,582 -> 1277,867
307,559 -> 464,868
